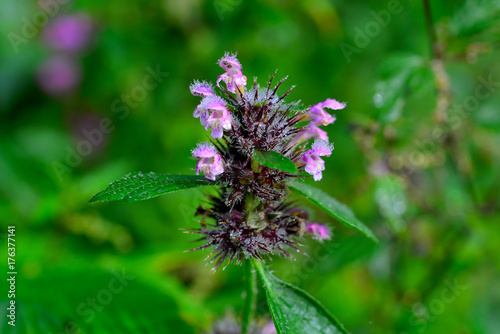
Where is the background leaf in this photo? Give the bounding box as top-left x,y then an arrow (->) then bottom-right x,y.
253,150 -> 298,174
90,172 -> 214,203
289,180 -> 378,242
450,0 -> 500,37
373,175 -> 408,233
253,260 -> 349,334
373,54 -> 432,124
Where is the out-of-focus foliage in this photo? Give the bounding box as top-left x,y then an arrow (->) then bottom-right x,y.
0,0 -> 499,333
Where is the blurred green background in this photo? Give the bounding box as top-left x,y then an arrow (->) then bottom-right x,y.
1,0 -> 499,333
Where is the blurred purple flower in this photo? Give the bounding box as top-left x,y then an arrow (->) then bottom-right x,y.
36,54 -> 82,97
72,113 -> 109,155
260,321 -> 277,334
306,222 -> 331,241
42,14 -> 94,53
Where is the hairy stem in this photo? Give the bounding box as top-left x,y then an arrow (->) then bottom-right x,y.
417,0 -> 475,305
241,259 -> 257,334
422,0 -> 452,124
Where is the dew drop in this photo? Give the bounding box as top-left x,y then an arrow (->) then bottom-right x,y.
373,93 -> 384,108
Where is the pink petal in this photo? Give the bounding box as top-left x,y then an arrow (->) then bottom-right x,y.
321,98 -> 346,110
190,80 -> 214,97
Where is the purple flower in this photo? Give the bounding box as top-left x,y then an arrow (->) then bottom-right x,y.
206,108 -> 232,138
306,99 -> 345,125
261,321 -> 277,334
216,52 -> 247,94
297,139 -> 334,181
190,80 -> 214,97
193,143 -> 224,181
42,14 -> 94,53
184,53 -> 350,269
36,54 -> 82,97
194,96 -> 232,138
193,106 -> 209,127
217,52 -> 242,74
217,72 -> 247,94
289,122 -> 329,147
305,222 -> 331,241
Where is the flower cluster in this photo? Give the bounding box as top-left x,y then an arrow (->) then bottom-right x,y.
187,52 -> 345,269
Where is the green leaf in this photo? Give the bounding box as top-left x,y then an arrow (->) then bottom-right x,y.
89,172 -> 215,203
450,0 -> 500,37
253,150 -> 297,173
374,54 -> 430,124
12,266 -> 203,333
374,175 -> 408,233
289,180 -> 378,242
253,260 -> 349,334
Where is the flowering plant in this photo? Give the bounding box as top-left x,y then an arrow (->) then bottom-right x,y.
91,53 -> 376,333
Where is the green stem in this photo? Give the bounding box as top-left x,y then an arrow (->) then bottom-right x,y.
422,0 -> 439,59
241,259 -> 257,334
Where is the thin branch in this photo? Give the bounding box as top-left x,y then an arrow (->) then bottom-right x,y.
422,0 -> 440,59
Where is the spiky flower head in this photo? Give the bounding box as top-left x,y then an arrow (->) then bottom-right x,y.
186,52 -> 345,270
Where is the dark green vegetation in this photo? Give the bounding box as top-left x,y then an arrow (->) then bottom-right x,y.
1,0 -> 499,333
